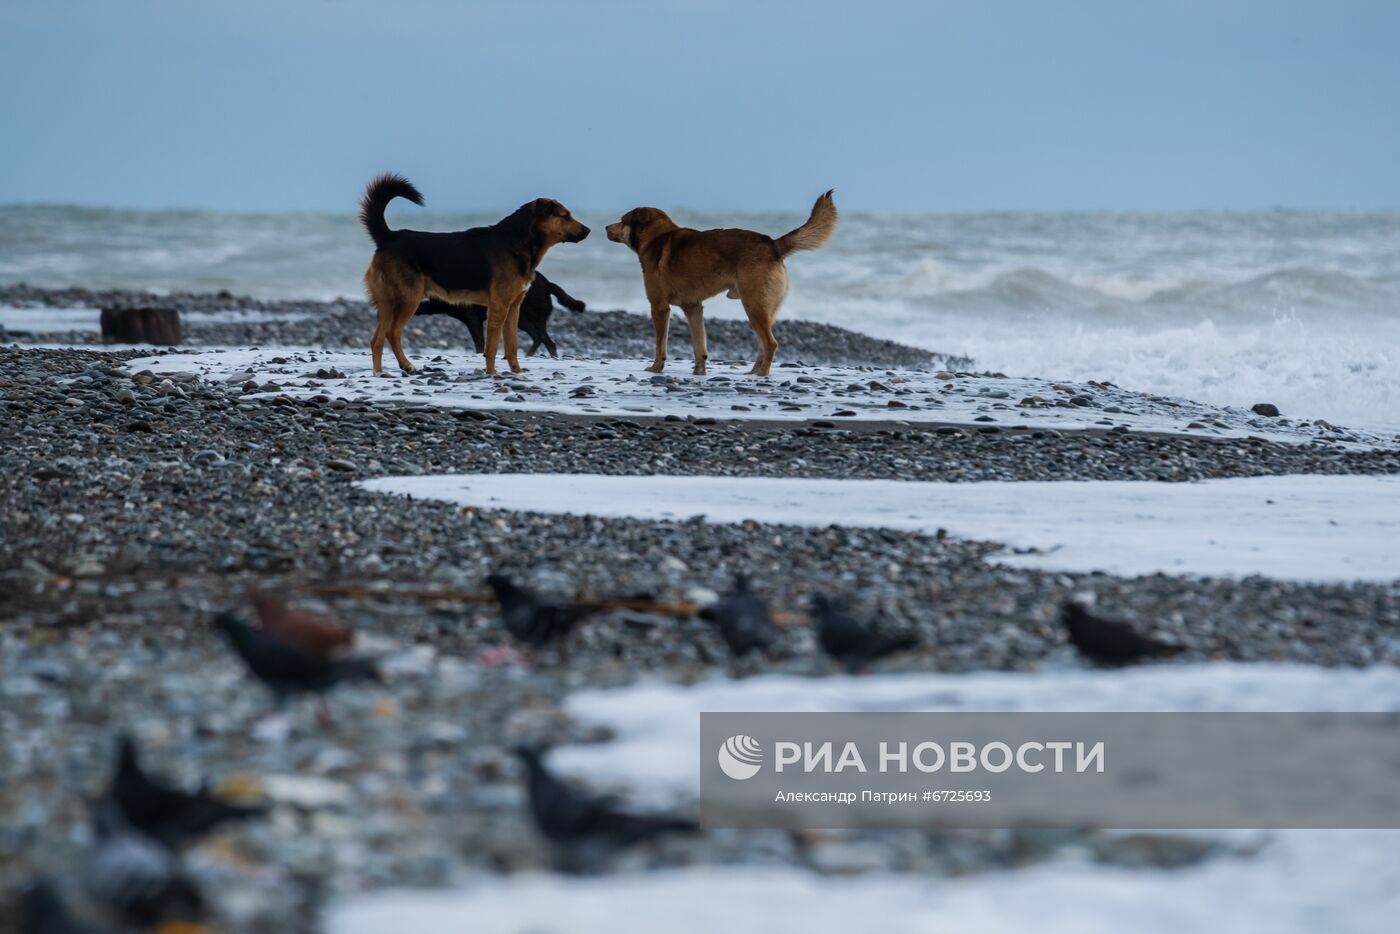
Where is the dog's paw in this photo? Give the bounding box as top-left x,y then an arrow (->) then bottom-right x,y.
645,363 -> 665,374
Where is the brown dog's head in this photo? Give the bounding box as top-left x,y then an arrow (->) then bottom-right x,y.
525,198 -> 590,244
606,207 -> 675,252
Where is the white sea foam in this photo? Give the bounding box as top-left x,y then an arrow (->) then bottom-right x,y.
125,346 -> 1398,449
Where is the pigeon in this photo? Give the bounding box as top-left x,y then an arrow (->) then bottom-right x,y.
251,591 -> 354,657
106,735 -> 263,848
485,574 -> 600,647
699,575 -> 781,657
213,611 -> 381,704
20,877 -> 104,934
82,800 -> 206,931
513,745 -> 697,866
1061,602 -> 1184,665
812,594 -> 918,672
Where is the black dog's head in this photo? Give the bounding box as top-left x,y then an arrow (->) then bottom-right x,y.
527,199 -> 590,244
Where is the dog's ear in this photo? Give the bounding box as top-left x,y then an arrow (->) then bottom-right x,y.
533,199 -> 557,217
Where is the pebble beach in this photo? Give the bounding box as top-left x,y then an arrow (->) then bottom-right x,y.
3,285 -> 1400,931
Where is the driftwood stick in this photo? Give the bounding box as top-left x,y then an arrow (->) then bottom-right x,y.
300,582 -> 808,625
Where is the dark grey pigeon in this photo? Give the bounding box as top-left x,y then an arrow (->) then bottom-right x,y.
513,745 -> 697,870
812,594 -> 918,672
699,575 -> 781,657
486,574 -> 599,647
107,735 -> 264,848
1061,602 -> 1184,666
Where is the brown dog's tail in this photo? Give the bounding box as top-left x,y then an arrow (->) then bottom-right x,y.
358,173 -> 424,247
775,189 -> 838,258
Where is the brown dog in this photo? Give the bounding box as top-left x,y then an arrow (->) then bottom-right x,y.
359,173 -> 589,375
605,191 -> 836,376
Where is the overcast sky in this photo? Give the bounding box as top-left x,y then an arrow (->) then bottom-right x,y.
1,0 -> 1397,213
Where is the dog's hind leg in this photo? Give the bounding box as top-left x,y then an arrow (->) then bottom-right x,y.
387,301 -> 420,373
738,267 -> 787,377
367,259 -> 424,375
370,314 -> 389,375
681,303 -> 708,375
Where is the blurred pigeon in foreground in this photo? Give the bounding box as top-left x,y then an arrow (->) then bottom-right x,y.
107,735 -> 263,848
1061,602 -> 1184,665
513,746 -> 697,869
812,594 -> 918,672
699,576 -> 781,657
20,877 -> 104,934
486,574 -> 600,647
213,611 -> 381,705
82,801 -> 206,931
252,591 -> 354,657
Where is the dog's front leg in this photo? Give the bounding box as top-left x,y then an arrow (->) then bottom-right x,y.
646,302 -> 671,373
483,300 -> 509,376
682,303 -> 707,376
504,293 -> 528,373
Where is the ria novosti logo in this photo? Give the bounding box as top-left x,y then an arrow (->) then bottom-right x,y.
717,734 -> 764,780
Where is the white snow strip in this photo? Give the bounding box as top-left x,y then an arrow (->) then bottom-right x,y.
357,473 -> 1400,582
326,832 -> 1400,934
122,345 -> 1396,448
550,665 -> 1400,801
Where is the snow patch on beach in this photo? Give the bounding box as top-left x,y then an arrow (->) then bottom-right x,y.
357,473 -> 1400,582
550,665 -> 1400,800
326,665 -> 1400,932
326,831 -> 1400,934
123,346 -> 1397,448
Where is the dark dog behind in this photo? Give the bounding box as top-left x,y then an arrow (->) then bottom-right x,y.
416,273 -> 586,358
359,173 -> 589,375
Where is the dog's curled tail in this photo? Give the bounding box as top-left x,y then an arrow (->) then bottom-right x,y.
358,172 -> 424,247
775,189 -> 838,258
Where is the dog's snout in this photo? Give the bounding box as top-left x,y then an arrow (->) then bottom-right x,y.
571,224 -> 590,242
605,223 -> 622,242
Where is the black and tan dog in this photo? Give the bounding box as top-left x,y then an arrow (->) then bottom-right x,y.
416,273 -> 586,358
358,173 -> 589,375
605,192 -> 836,376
